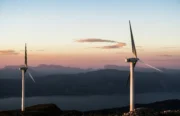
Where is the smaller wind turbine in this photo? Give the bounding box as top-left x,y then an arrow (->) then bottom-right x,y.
19,43 -> 35,112
125,21 -> 163,112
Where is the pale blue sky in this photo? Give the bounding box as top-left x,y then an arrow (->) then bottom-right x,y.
0,0 -> 179,68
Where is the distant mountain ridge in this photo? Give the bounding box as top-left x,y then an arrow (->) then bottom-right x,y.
0,64 -> 95,79
1,64 -> 180,79
0,69 -> 180,98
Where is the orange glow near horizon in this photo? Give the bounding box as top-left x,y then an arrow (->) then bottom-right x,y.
0,48 -> 180,69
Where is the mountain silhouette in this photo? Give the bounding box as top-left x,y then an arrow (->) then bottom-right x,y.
0,69 -> 180,98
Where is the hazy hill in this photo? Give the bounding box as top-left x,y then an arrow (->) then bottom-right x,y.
1,64 -> 179,79
0,69 -> 180,98
0,64 -> 94,79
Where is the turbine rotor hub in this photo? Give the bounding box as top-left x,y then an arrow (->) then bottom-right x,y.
125,58 -> 139,63
19,66 -> 28,71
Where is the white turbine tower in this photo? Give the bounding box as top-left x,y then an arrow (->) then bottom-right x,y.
125,21 -> 163,112
19,43 -> 35,112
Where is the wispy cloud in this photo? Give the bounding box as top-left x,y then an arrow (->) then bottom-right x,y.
75,38 -> 117,43
20,50 -> 32,52
137,49 -> 144,51
95,43 -> 126,49
161,47 -> 177,49
76,38 -> 126,49
20,49 -> 44,52
0,50 -> 19,55
116,51 -> 128,54
149,59 -> 180,61
36,49 -> 44,51
158,54 -> 173,57
136,46 -> 143,48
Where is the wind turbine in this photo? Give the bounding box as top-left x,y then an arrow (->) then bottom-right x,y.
19,43 -> 35,112
125,21 -> 163,112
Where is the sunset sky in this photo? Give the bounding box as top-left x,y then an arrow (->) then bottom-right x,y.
0,0 -> 180,69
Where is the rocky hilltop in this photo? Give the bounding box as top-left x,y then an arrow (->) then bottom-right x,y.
1,99 -> 180,116
0,104 -> 82,116
122,108 -> 180,116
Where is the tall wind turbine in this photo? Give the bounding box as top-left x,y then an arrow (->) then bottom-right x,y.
125,21 -> 163,112
19,43 -> 35,112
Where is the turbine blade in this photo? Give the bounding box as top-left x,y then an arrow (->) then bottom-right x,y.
139,59 -> 163,72
129,20 -> 137,58
25,43 -> 27,67
27,71 -> 35,83
126,62 -> 137,87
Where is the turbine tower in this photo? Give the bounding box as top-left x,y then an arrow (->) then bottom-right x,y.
125,21 -> 163,112
19,43 -> 35,112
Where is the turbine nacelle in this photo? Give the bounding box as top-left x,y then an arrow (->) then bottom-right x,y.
125,58 -> 139,63
19,66 -> 28,71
